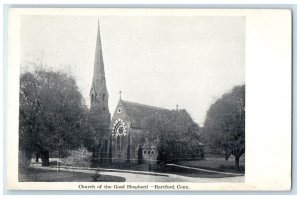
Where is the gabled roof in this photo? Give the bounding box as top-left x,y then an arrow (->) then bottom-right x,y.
120,100 -> 167,129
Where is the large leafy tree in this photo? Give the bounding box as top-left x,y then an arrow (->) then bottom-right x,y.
19,70 -> 96,167
142,109 -> 201,164
204,85 -> 245,170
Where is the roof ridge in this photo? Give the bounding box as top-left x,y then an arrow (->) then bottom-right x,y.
122,100 -> 167,111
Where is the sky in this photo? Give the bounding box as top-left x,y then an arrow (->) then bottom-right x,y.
20,15 -> 245,126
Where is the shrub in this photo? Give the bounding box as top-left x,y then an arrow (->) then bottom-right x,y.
61,147 -> 92,167
19,150 -> 31,170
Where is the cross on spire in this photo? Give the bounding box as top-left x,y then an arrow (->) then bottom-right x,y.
119,91 -> 122,99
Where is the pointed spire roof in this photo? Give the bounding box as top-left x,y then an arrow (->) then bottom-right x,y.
92,20 -> 107,94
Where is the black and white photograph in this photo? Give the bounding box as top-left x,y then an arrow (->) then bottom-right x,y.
6,8 -> 292,191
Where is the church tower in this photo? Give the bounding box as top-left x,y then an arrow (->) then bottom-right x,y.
90,21 -> 111,127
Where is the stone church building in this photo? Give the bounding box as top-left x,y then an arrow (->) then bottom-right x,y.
110,99 -> 167,163
90,22 -> 202,164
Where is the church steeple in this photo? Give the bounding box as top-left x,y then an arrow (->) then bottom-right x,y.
92,21 -> 106,93
90,21 -> 110,125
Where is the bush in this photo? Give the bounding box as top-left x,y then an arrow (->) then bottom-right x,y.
61,147 -> 92,167
19,150 -> 31,170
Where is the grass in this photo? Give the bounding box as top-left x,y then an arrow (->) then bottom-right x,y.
155,164 -> 239,178
93,161 -> 242,178
25,156 -> 244,180
19,167 -> 126,182
177,157 -> 245,174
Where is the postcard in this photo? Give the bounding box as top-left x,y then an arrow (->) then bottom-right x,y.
6,8 -> 292,191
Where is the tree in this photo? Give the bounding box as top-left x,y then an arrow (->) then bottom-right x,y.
19,69 -> 95,168
142,109 -> 201,164
203,85 -> 245,171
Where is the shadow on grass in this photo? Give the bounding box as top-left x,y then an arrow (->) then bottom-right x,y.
177,159 -> 245,174
19,167 -> 126,182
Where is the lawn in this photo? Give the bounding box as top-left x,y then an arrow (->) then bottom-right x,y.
157,164 -> 239,178
25,156 -> 244,180
177,156 -> 245,174
93,161 -> 241,178
19,167 -> 126,182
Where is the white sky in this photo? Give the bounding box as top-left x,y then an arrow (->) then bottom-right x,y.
20,15 -> 245,126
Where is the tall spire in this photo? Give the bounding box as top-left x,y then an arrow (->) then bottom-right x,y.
90,20 -> 110,123
92,20 -> 106,93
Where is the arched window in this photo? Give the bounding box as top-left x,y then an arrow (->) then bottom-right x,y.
117,135 -> 121,151
121,135 -> 125,151
113,119 -> 127,136
102,93 -> 106,100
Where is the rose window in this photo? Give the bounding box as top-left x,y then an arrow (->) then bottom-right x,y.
112,118 -> 127,136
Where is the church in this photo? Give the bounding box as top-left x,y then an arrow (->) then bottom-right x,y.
90,22 -> 202,164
